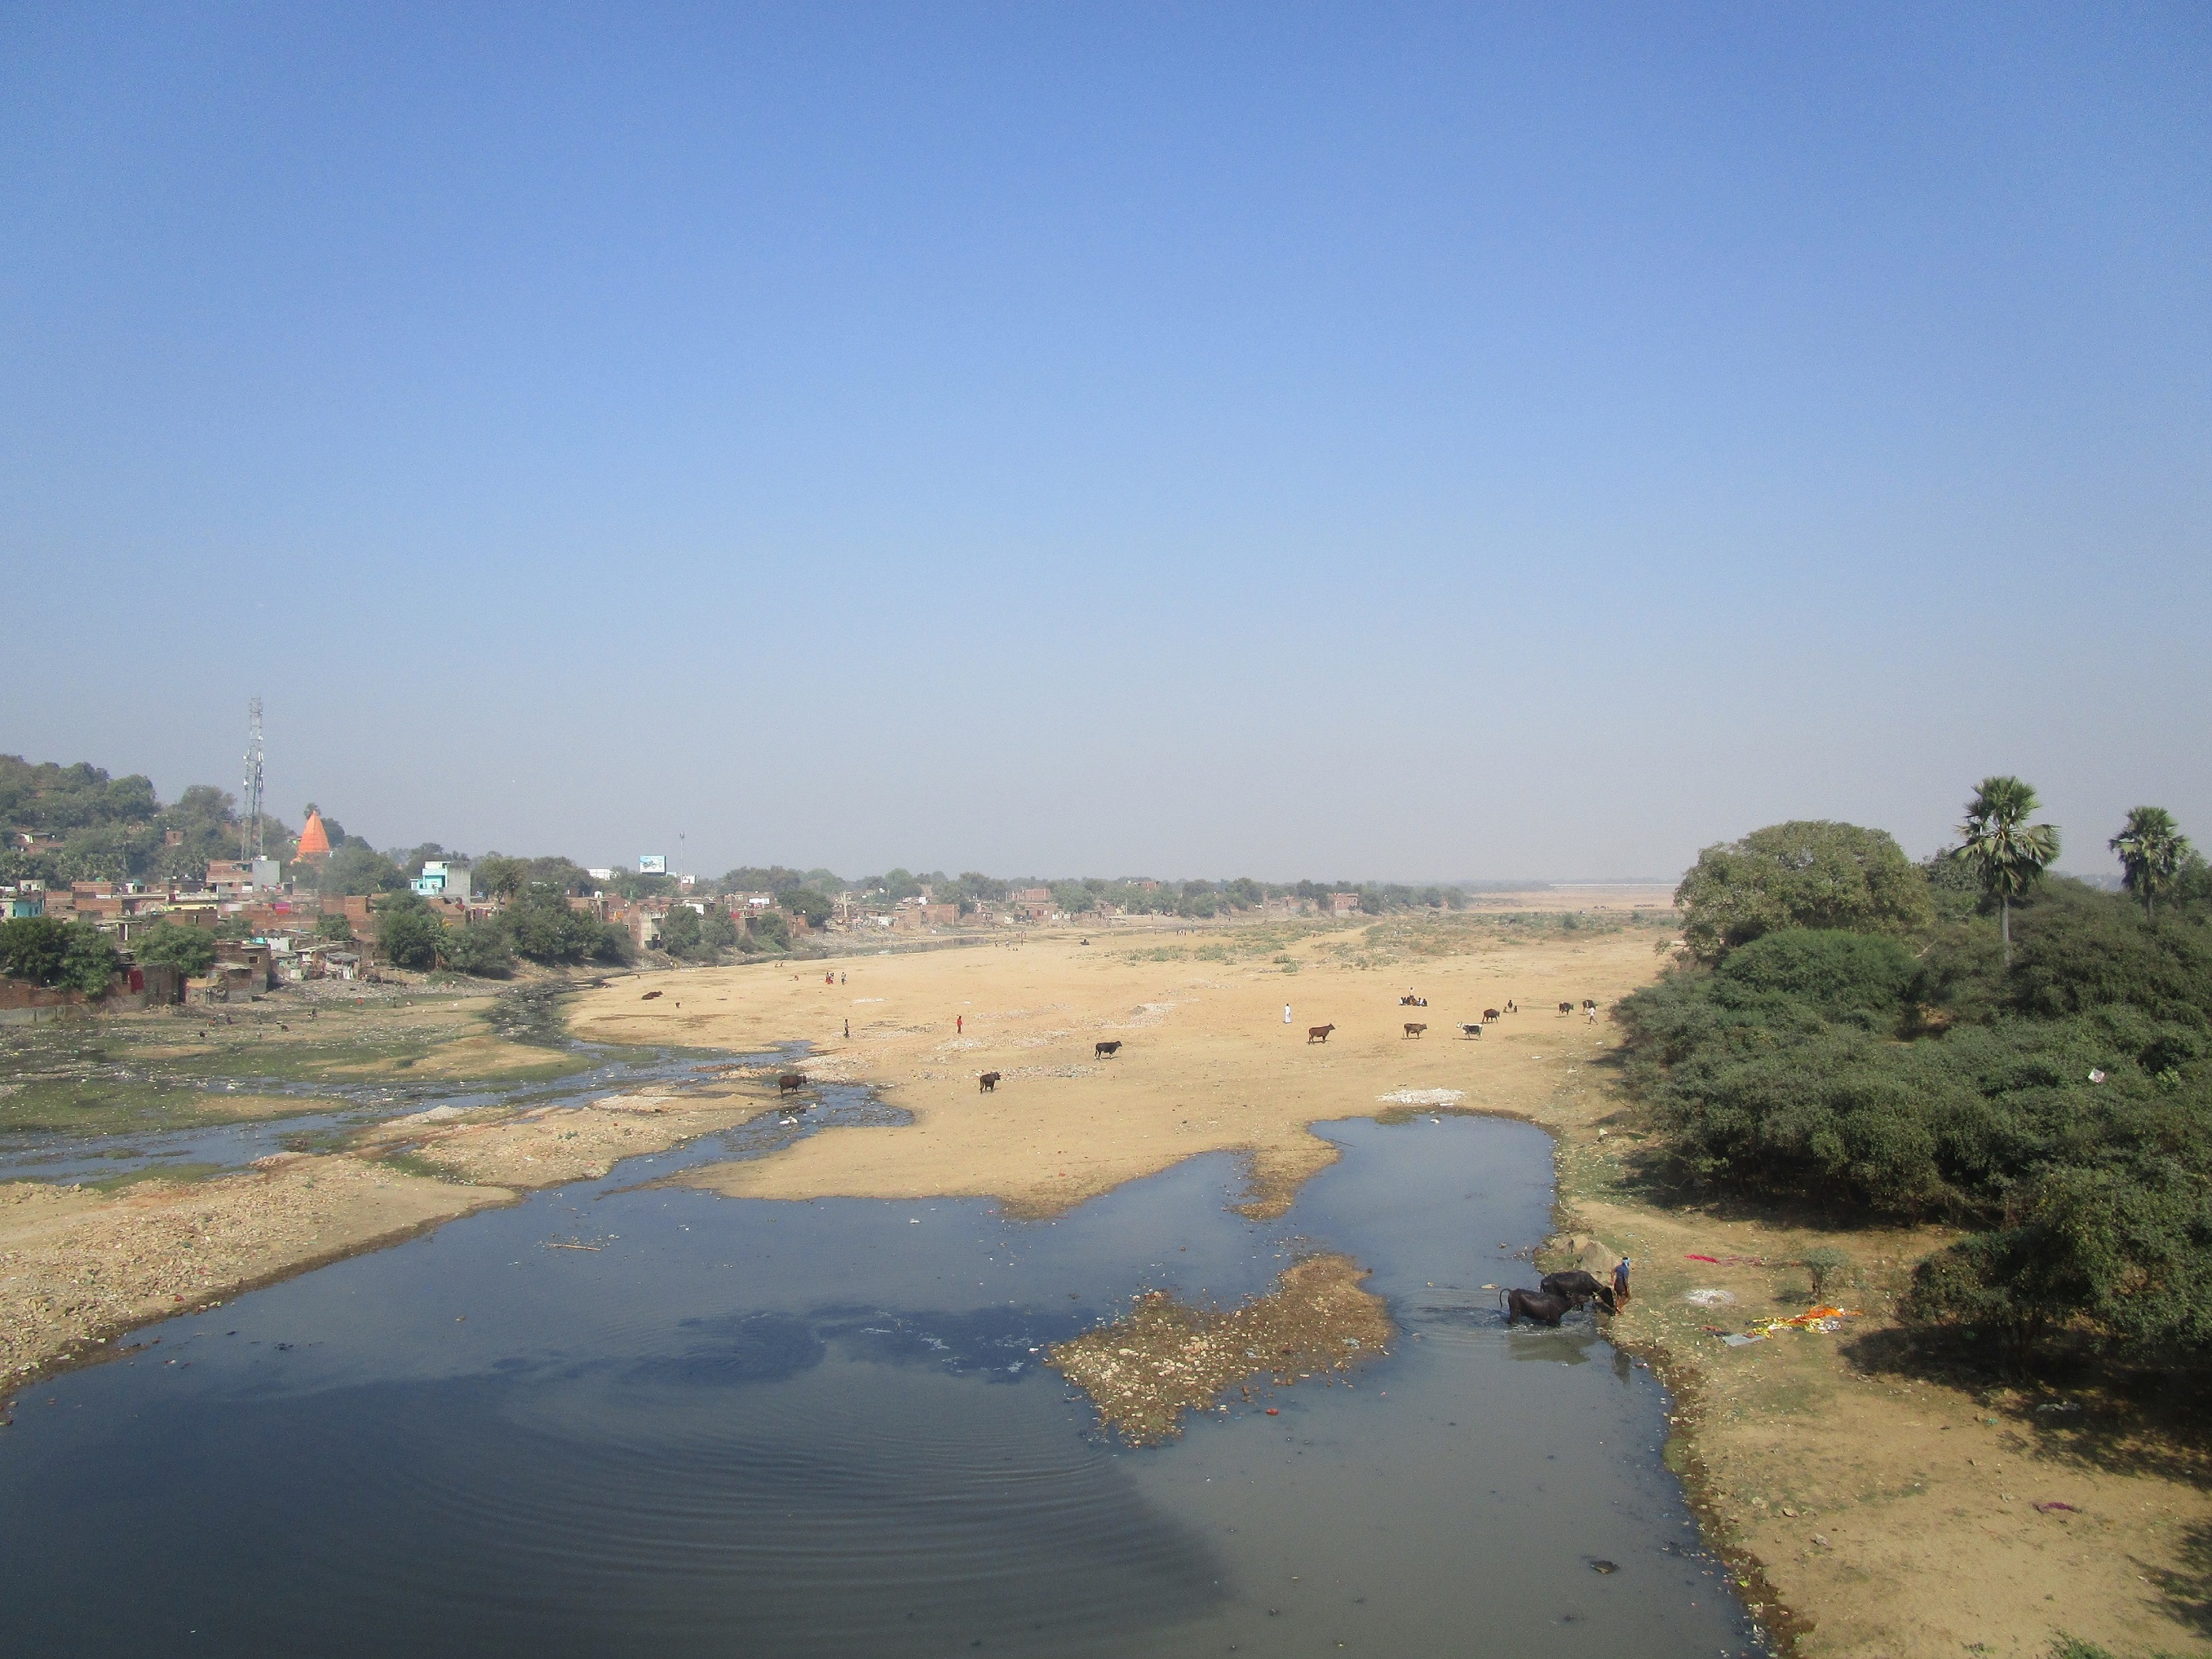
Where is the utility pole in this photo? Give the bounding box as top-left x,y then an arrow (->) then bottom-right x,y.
240,697 -> 266,861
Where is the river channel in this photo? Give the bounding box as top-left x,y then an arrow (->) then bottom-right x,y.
0,1109 -> 1759,1656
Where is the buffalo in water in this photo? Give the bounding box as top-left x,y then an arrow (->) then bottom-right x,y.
1500,1288 -> 1579,1326
777,1073 -> 806,1096
1540,1270 -> 1617,1314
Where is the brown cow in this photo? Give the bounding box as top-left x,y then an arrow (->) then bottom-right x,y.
1403,1022 -> 1427,1038
1307,1024 -> 1335,1044
778,1073 -> 805,1095
641,990 -> 663,1000
1094,1041 -> 1122,1059
1482,1007 -> 1501,1022
978,1071 -> 1002,1092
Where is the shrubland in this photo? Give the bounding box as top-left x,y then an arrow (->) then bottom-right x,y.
1620,785 -> 2212,1370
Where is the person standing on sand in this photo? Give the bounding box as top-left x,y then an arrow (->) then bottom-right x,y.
1613,1257 -> 1633,1306
1284,1003 -> 1292,1025
957,1015 -> 964,1034
844,1018 -> 850,1038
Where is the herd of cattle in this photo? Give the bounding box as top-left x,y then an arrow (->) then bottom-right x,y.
1309,994 -> 1601,1044
763,984 -> 1618,1329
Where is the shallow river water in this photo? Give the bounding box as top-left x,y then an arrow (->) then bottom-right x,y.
0,1112 -> 1758,1656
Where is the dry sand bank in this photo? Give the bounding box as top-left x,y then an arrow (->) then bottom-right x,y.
579,921 -> 2212,1659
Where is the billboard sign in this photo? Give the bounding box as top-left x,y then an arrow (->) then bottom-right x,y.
639,854 -> 668,874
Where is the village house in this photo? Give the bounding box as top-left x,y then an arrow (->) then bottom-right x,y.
1328,892 -> 1361,916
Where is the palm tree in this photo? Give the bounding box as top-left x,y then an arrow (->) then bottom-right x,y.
1953,776 -> 2060,968
2110,806 -> 2190,923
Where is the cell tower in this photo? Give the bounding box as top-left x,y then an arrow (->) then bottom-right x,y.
240,697 -> 266,861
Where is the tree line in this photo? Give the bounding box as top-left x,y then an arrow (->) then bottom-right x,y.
1617,779 -> 2212,1370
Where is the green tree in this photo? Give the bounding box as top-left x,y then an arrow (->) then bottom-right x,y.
659,905 -> 704,956
319,841 -> 407,896
502,885 -> 609,964
750,907 -> 791,950
442,923 -> 515,977
1674,821 -> 1935,962
0,916 -> 70,984
779,887 -> 831,928
474,855 -> 530,902
1953,777 -> 2061,967
700,907 -> 738,951
59,922 -> 121,994
133,922 -> 217,977
315,913 -> 355,943
374,892 -> 444,970
2109,806 -> 2190,924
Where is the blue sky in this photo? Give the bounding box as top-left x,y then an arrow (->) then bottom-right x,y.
4,4 -> 2206,881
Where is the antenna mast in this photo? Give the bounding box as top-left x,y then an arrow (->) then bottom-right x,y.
241,697 -> 266,861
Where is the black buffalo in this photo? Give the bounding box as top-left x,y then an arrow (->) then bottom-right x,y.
1539,1270 -> 1617,1313
1095,1041 -> 1123,1059
1500,1288 -> 1579,1326
979,1071 -> 1002,1092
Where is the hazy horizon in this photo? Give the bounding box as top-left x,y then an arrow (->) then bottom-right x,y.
6,6 -> 2206,882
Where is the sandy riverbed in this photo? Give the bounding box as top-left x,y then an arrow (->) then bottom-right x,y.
572,916 -> 2212,1659
7,910 -> 2207,1657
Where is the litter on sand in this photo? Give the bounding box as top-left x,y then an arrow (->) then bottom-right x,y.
1685,1253 -> 1768,1266
1684,1288 -> 1737,1308
1716,1306 -> 1863,1344
2034,1501 -> 2082,1514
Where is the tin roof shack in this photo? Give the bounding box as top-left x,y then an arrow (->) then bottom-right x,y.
213,939 -> 276,994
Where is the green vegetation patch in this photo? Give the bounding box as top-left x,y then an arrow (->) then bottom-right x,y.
1619,790 -> 2212,1374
